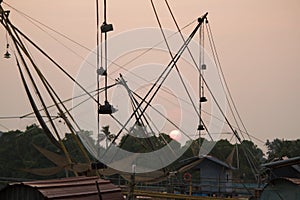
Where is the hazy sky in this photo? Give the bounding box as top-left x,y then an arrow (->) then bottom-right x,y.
0,0 -> 299,151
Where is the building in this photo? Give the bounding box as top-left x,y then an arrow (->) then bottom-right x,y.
260,178 -> 300,200
178,155 -> 235,197
261,156 -> 300,179
0,176 -> 124,200
258,156 -> 300,200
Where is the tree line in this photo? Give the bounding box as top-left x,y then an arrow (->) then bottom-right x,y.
0,124 -> 299,181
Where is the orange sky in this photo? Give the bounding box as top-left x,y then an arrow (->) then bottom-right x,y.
0,0 -> 300,151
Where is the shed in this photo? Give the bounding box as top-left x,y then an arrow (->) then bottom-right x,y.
179,155 -> 235,196
261,156 -> 300,179
0,176 -> 124,200
260,178 -> 300,200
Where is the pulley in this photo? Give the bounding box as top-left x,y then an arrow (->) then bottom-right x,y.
4,50 -> 10,59
98,101 -> 117,114
200,96 -> 207,102
4,44 -> 10,59
197,124 -> 205,131
101,22 -> 113,33
97,67 -> 107,76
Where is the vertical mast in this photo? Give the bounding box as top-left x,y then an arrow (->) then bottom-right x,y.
96,0 -> 101,154
103,0 -> 108,102
98,0 -> 114,115
97,0 -> 114,152
197,20 -> 208,151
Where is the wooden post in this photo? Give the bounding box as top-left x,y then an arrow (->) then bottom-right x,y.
127,165 -> 136,200
96,181 -> 103,200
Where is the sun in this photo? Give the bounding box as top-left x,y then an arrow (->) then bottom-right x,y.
169,129 -> 182,142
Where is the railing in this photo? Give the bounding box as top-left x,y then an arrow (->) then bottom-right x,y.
107,176 -> 260,198
122,190 -> 243,200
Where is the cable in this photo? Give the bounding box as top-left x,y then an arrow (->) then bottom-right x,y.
206,21 -> 252,141
105,20 -> 205,156
3,2 -> 92,53
8,22 -> 98,104
163,0 -> 213,140
4,1 -> 201,108
205,22 -> 243,137
2,3 -> 265,147
3,17 -> 63,150
0,124 -> 9,131
96,0 -> 101,158
150,0 -> 212,140
1,9 -> 92,165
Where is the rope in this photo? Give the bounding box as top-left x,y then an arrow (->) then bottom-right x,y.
206,21 -> 252,142
205,22 -> 244,141
9,22 -> 99,104
150,0 -> 211,140
163,1 -> 214,141
0,7 -> 94,165
205,22 -> 261,179
4,26 -> 62,150
3,2 -> 94,55
3,1 -> 201,108
104,20 -> 203,157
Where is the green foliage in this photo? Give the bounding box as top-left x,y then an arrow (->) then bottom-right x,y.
210,139 -> 234,161
265,138 -> 300,161
206,139 -> 264,180
119,130 -> 177,153
117,131 -> 266,181
1,123 -> 299,183
63,132 -> 92,163
0,124 -> 62,179
102,125 -> 115,142
234,140 -> 265,180
0,124 -> 95,180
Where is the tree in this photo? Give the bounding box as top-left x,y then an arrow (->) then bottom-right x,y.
0,124 -> 96,179
235,140 -> 265,180
119,130 -> 178,153
101,125 -> 116,148
266,138 -> 300,161
0,124 -> 62,179
210,139 -> 234,161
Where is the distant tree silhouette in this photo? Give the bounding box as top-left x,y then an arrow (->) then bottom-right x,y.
0,124 -> 96,179
266,138 -> 300,161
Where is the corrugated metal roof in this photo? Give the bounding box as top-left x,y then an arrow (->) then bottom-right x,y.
200,155 -> 236,169
1,176 -> 124,200
178,155 -> 235,173
261,156 -> 300,168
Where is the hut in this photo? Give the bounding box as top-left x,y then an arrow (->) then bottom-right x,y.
0,176 -> 124,200
255,156 -> 300,200
261,156 -> 300,179
178,155 -> 235,196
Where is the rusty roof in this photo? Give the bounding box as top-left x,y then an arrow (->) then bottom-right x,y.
3,176 -> 124,200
